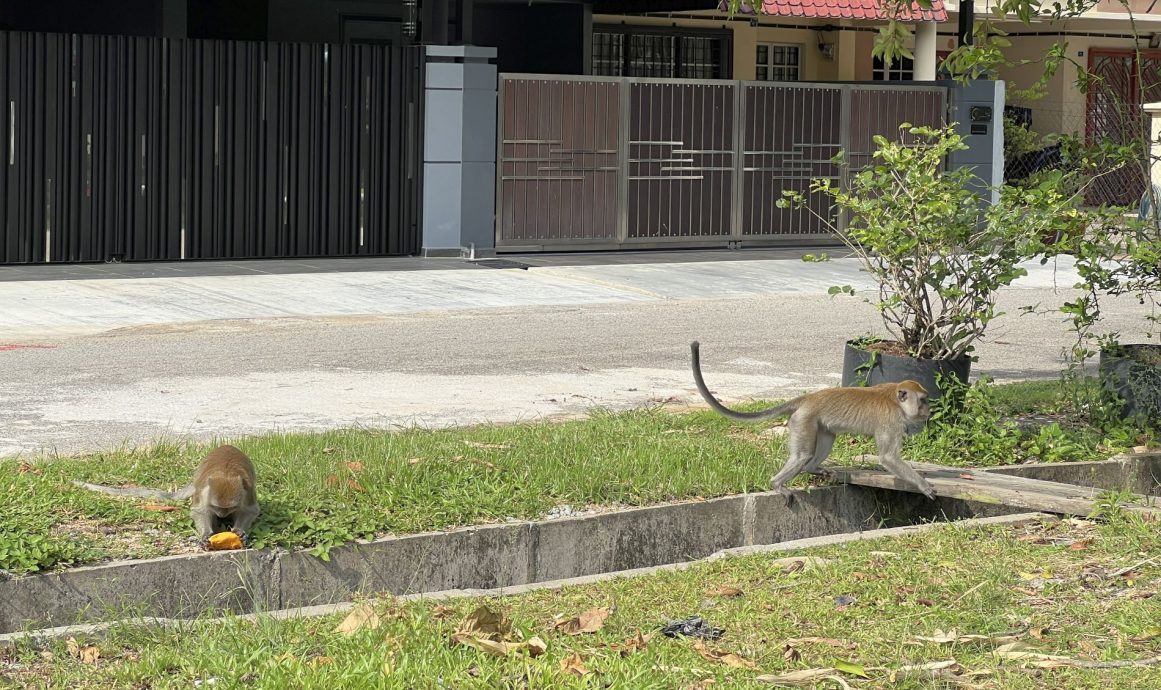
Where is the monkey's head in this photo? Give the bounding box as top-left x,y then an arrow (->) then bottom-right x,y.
895,380 -> 931,424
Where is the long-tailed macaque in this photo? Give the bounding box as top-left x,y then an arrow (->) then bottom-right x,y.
690,341 -> 937,500
73,445 -> 260,545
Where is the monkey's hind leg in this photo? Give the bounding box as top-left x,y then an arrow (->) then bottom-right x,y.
874,434 -> 937,500
770,416 -> 819,501
802,429 -> 836,478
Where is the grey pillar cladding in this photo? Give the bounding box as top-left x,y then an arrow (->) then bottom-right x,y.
421,46 -> 498,257
947,80 -> 1005,205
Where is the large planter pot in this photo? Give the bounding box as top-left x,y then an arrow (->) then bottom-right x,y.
840,339 -> 971,401
1099,343 -> 1161,427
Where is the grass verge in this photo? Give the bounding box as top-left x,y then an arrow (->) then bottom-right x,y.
0,379 -> 1149,574
2,513 -> 1158,689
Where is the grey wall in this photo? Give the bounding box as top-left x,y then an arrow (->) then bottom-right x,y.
473,1 -> 590,75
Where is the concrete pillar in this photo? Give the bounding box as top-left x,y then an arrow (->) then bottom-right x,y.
947,80 -> 1006,205
914,21 -> 937,81
421,46 -> 498,257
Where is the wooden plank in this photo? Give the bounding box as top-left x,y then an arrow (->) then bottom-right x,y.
832,460 -> 1161,517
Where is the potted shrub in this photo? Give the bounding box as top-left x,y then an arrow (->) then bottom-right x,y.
1062,201 -> 1161,429
779,124 -> 1073,399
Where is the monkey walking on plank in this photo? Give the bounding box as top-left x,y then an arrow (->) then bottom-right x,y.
690,341 -> 938,501
73,444 -> 260,547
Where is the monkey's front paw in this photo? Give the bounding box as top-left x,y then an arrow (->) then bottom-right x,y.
232,529 -> 251,548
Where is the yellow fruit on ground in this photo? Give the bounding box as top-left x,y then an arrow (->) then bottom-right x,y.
207,532 -> 243,551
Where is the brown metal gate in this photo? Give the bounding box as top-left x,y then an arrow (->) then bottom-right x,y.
0,32 -> 424,265
496,75 -> 945,251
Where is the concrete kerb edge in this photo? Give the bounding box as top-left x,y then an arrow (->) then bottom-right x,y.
0,511 -> 1052,647
2,454 -> 1154,639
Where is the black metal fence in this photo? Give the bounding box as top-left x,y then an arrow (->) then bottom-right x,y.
0,32 -> 424,264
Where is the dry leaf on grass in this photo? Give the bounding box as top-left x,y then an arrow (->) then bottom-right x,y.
610,631 -> 654,657
309,655 -> 333,668
993,642 -> 1073,664
322,447 -> 338,455
141,503 -> 178,512
912,629 -> 1021,646
450,605 -> 546,657
560,653 -> 590,677
692,640 -> 757,670
785,637 -> 857,650
66,638 -> 100,665
17,462 -> 41,474
770,556 -> 833,573
431,605 -> 456,620
335,602 -> 382,635
346,462 -> 364,473
554,607 -> 611,635
755,668 -> 846,687
1133,626 -> 1161,642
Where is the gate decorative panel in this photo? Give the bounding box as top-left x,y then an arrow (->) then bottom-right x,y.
497,77 -> 620,244
496,75 -> 948,251
741,84 -> 842,238
0,32 -> 423,265
628,81 -> 733,240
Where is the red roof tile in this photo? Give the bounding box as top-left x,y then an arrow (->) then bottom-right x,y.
721,0 -> 947,22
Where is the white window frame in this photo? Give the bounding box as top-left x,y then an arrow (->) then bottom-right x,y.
755,42 -> 801,82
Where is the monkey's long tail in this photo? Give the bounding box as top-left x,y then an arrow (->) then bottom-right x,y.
71,481 -> 194,501
690,341 -> 799,422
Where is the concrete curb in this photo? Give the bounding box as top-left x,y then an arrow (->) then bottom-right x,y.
1,456 -> 1156,636
0,511 -> 1052,646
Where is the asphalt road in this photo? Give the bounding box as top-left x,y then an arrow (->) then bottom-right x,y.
0,284 -> 1151,458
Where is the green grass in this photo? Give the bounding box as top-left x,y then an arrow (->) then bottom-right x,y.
0,379 -> 1146,575
3,514 -> 1158,689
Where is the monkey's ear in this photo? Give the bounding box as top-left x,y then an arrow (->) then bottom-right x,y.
897,389 -> 908,401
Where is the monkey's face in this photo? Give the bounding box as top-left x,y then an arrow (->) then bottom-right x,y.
896,385 -> 931,423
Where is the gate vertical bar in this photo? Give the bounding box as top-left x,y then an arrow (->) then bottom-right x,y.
616,77 -> 629,243
837,84 -> 852,235
494,74 -> 505,247
730,81 -> 744,240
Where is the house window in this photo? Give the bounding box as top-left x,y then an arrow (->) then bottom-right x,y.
592,26 -> 731,79
873,54 -> 914,81
756,43 -> 801,81
873,51 -> 954,81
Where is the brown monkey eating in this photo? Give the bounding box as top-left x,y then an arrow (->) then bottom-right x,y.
73,444 -> 260,546
690,341 -> 937,500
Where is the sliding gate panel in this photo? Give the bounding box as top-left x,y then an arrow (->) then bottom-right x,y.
0,32 -> 423,264
497,76 -> 621,245
740,83 -> 842,239
496,74 -> 948,251
627,80 -> 734,242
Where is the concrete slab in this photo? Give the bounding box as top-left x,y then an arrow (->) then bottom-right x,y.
0,254 -> 1084,340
